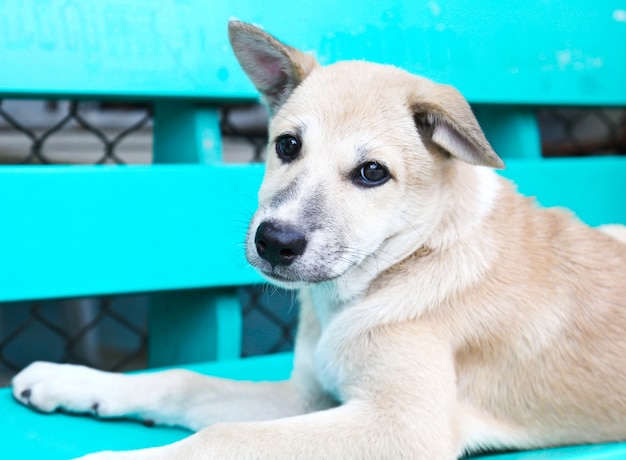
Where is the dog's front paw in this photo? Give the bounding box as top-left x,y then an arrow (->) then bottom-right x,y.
12,361 -> 130,417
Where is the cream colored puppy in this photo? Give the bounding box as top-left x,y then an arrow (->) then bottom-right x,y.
12,21 -> 626,459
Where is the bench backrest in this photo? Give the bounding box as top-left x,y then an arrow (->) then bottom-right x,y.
1,2 -> 625,362
1,1 -> 624,104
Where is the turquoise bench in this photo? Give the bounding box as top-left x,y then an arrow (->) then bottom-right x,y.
1,1 -> 625,458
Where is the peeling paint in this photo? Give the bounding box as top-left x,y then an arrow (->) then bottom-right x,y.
612,9 -> 626,22
427,1 -> 441,16
555,49 -> 604,72
556,50 -> 572,69
590,57 -> 604,68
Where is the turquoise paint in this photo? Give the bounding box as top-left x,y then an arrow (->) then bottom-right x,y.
0,165 -> 264,302
153,103 -> 223,163
2,353 -> 625,459
475,106 -> 542,160
150,103 -> 241,366
1,158 -> 623,304
0,354 -> 294,459
501,157 -> 626,226
148,288 -> 243,367
1,1 -> 625,105
471,443 -> 626,460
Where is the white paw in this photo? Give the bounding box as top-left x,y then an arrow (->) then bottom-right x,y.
12,361 -> 132,417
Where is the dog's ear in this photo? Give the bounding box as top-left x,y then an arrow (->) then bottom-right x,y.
411,84 -> 505,169
228,21 -> 319,115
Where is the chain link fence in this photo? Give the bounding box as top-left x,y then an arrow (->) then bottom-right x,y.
539,108 -> 626,157
0,101 -> 624,386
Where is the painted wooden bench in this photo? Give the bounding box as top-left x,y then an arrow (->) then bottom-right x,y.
1,1 -> 625,458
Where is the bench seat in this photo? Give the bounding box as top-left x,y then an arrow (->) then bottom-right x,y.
0,353 -> 293,459
2,352 -> 626,460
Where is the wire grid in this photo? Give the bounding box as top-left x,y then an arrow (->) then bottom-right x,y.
0,287 -> 298,386
0,101 -> 624,386
0,297 -> 147,375
0,100 -> 152,164
239,286 -> 299,358
539,108 -> 626,157
220,104 -> 268,162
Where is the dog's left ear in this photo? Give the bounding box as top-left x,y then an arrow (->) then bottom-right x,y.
228,21 -> 319,115
411,84 -> 505,169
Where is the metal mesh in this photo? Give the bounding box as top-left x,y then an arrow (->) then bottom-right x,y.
220,104 -> 268,162
0,287 -> 298,386
538,108 -> 626,157
239,286 -> 299,357
0,101 -> 624,386
0,296 -> 148,386
0,100 -> 152,164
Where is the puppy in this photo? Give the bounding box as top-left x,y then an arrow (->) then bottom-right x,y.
12,21 -> 626,459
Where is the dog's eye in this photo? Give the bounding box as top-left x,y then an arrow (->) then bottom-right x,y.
275,134 -> 301,162
353,161 -> 391,187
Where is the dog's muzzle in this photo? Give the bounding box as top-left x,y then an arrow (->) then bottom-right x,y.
254,221 -> 308,268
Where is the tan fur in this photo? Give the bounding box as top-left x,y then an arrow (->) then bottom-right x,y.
12,21 -> 626,459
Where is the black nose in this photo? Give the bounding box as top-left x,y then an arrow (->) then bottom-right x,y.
254,221 -> 307,267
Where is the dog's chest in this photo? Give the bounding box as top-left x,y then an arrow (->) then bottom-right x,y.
303,282 -> 381,402
309,314 -> 349,400
313,333 -> 349,402
312,313 -> 373,403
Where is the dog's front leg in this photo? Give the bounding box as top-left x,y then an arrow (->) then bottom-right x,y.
77,402 -> 452,460
12,361 -> 326,431
76,324 -> 460,460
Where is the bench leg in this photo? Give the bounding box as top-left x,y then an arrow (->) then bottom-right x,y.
150,103 -> 244,368
148,288 -> 242,367
153,102 -> 223,164
474,105 -> 541,160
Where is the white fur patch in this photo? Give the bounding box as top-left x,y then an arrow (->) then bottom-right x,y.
598,224 -> 626,243
473,166 -> 501,222
459,403 -> 530,455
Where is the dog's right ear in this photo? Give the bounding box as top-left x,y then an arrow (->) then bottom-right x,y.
228,21 -> 319,115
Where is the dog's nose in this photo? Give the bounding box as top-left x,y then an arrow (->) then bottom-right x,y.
254,221 -> 307,267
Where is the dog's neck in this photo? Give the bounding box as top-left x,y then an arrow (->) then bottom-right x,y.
302,237 -> 434,329
300,275 -> 368,329
426,164 -> 502,250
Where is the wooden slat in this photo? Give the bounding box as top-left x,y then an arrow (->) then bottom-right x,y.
0,0 -> 625,105
502,156 -> 626,226
1,157 -> 624,302
0,164 -> 264,302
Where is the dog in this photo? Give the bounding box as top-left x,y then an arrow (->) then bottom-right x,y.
12,21 -> 626,459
